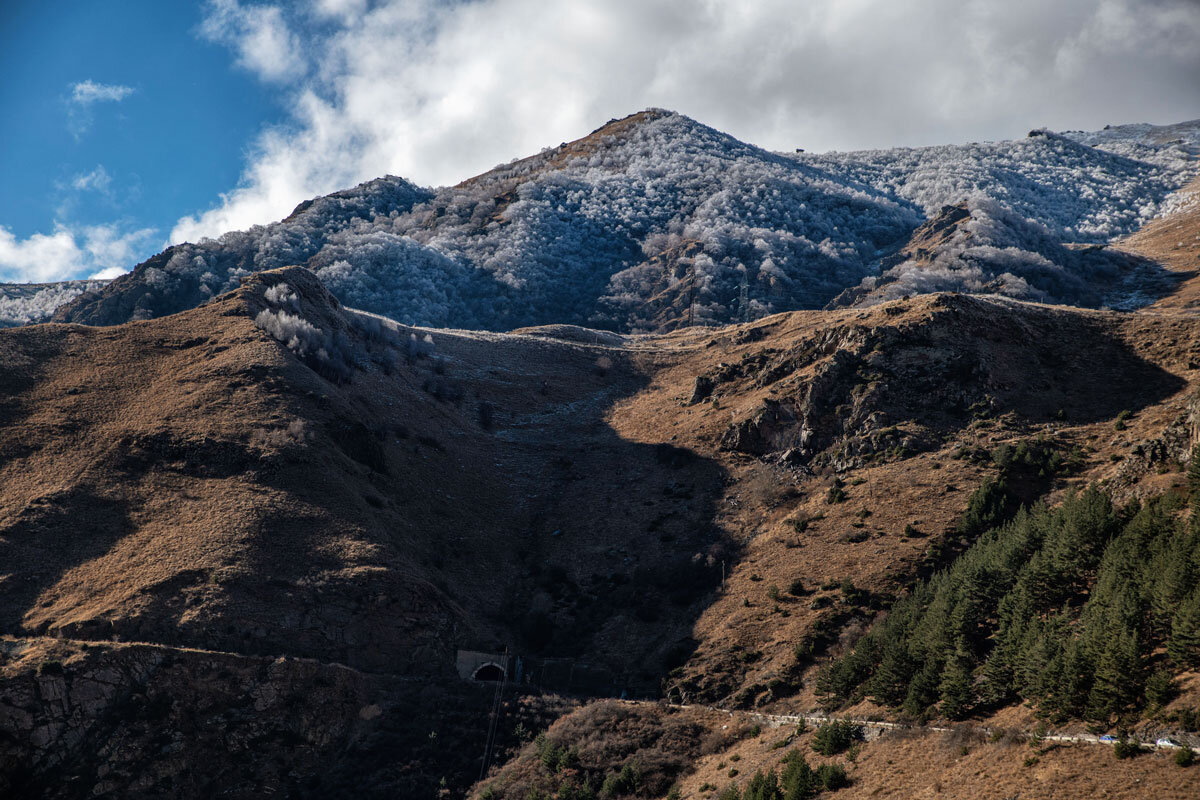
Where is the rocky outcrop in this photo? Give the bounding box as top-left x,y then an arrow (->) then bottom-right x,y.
0,638 -> 564,799
1111,390 -> 1200,499
715,294 -> 1184,470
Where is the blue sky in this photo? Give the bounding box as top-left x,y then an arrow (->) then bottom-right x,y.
2,0 -> 1198,284
0,1 -> 286,281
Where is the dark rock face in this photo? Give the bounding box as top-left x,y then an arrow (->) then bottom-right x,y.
1111,390 -> 1200,500
0,638 -> 567,800
719,398 -> 800,455
688,375 -> 715,405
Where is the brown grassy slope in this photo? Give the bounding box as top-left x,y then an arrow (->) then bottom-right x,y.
474,700 -> 1199,800
0,266 -> 733,685
8,266 -> 1200,798
1127,175 -> 1200,309
7,270 -> 1200,701
601,293 -> 1197,707
686,716 -> 1197,800
2,269 -> 469,671
832,730 -> 1195,800
470,700 -> 722,800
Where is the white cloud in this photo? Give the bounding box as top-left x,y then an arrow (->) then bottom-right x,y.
0,227 -> 84,284
72,165 -> 113,193
88,266 -> 131,280
70,80 -> 135,105
200,0 -> 306,83
68,81 -> 136,138
81,224 -> 156,272
172,0 -> 1200,243
0,223 -> 154,283
312,0 -> 366,21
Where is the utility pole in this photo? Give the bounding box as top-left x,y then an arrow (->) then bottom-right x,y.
738,274 -> 750,324
687,257 -> 699,327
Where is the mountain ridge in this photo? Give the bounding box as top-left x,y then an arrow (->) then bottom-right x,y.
27,110 -> 1196,332
3,111 -> 1200,798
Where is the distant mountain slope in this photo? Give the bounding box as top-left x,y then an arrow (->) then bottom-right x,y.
0,280 -> 108,327
822,121 -> 1200,308
816,121 -> 1200,239
827,198 -> 1176,310
48,112 -> 1200,331
49,176 -> 433,327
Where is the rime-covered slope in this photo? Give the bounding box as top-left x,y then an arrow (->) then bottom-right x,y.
0,280 -> 108,327
50,176 -> 434,327
55,111 -> 918,330
812,122 -> 1200,240
1063,117 -> 1200,161
52,112 -> 1199,331
814,121 -> 1200,308
828,198 -> 1175,309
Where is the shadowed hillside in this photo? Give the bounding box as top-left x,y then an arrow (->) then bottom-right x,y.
4,261 -> 1200,796
1,267 -> 731,686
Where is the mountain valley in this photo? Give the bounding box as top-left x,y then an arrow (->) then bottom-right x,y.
2,112 -> 1200,799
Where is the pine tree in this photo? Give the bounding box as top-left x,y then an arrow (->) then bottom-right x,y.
948,574 -> 993,653
1016,552 -> 1061,614
986,589 -> 1036,702
1042,634 -> 1091,721
779,749 -> 819,800
1187,450 -> 1200,533
978,647 -> 1016,708
1151,527 -> 1199,635
742,770 -> 779,800
957,476 -> 1012,538
1035,640 -> 1067,716
1169,589 -> 1200,669
1061,637 -> 1094,720
816,479 -> 1187,723
1016,617 -> 1062,700
939,640 -> 975,719
868,638 -> 917,707
1086,625 -> 1142,722
903,657 -> 944,718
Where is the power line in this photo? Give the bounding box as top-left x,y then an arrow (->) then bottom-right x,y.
478,646 -> 509,782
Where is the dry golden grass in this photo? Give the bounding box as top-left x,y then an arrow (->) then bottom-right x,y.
1126,175 -> 1200,310
5,235 -> 1200,796
6,267 -> 1200,704
599,294 -> 1200,710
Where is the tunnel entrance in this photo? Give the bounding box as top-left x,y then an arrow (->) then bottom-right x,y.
473,663 -> 506,682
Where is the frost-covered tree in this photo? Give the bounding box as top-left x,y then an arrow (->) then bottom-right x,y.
40,111 -> 1200,331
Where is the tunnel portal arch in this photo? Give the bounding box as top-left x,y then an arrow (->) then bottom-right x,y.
473,662 -> 506,682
